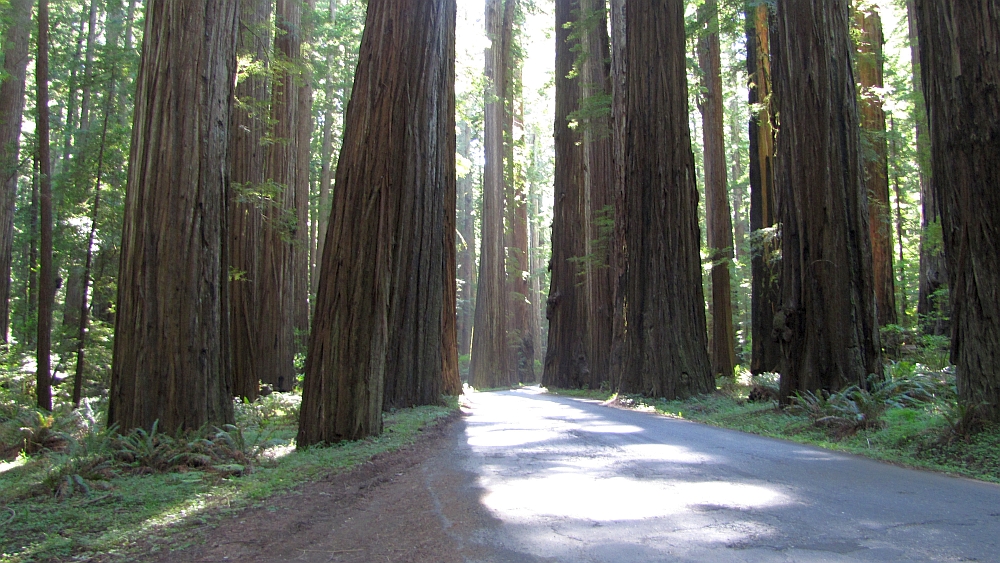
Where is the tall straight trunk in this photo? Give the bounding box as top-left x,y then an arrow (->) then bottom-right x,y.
907,0 -> 948,336
698,0 -> 736,379
60,11 -> 86,172
442,122 -> 461,397
456,122 -> 475,357
772,0 -> 882,402
526,133 -> 542,375
0,0 -> 31,344
914,0 -> 1000,421
229,0 -> 272,401
856,6 -> 896,328
109,0 -> 239,433
469,0 -> 511,389
294,0 -> 314,333
260,0 -> 302,392
608,0 -> 626,383
79,0 -> 98,132
298,0 -> 456,443
544,0 -> 614,390
36,0 -> 54,411
26,156 -> 37,347
73,75 -> 115,408
747,4 -> 781,375
616,0 -> 713,399
890,117 -> 908,324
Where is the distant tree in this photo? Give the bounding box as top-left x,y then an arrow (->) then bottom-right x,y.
697,0 -> 737,379
298,0 -> 456,444
456,122 -> 476,357
855,5 -> 896,328
0,0 -> 31,344
470,0 -> 512,389
914,0 -> 1000,421
615,0 -> 713,399
544,0 -> 614,390
772,0 -> 882,402
229,0 -> 272,401
746,2 -> 781,376
109,0 -> 239,433
36,0 -> 54,411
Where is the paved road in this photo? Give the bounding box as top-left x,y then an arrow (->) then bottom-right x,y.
424,387 -> 1000,562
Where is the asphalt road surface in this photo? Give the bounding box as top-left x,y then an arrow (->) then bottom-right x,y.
424,387 -> 1000,562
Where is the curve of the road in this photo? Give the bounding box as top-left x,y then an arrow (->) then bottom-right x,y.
425,387 -> 1000,562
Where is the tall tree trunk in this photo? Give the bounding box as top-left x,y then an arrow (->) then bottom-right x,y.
229,0 -> 272,401
890,117 -> 908,325
469,0 -> 511,389
314,98 -> 334,297
914,0 -> 1000,422
36,0 -> 54,411
608,0 -> 626,386
616,0 -> 713,399
79,0 -> 99,132
544,0 -> 614,390
26,156 -> 37,347
855,6 -> 896,328
294,0 -> 314,334
772,0 -> 882,402
526,132 -> 542,377
0,0 -> 31,344
456,122 -> 475,357
299,0 -> 456,443
747,4 -> 781,375
907,0 -> 948,336
109,0 -> 239,434
260,0 -> 302,392
698,0 -> 737,379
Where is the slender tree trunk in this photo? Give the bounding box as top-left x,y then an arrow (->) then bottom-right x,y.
772,0 -> 882,402
615,0 -> 713,399
456,122 -> 475,358
698,0 -> 736,379
470,0 -> 511,389
79,0 -> 98,132
608,0 -> 626,385
229,0 -> 272,401
890,117 -> 908,325
294,0 -> 315,334
526,133 -> 542,378
109,0 -> 239,433
856,6 -> 896,328
907,0 -> 948,336
26,156 -> 37,347
298,0 -> 456,443
73,75 -> 115,408
0,0 -> 31,344
747,4 -> 781,375
544,0 -> 614,390
914,0 -> 1000,422
36,0 -> 54,411
260,0 -> 302,392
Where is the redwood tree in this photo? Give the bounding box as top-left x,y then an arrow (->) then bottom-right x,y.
36,0 -> 53,411
544,0 -> 614,390
298,0 -> 456,444
615,0 -> 713,399
856,5 -> 896,328
469,0 -> 511,389
747,3 -> 781,376
914,0 -> 1000,421
772,0 -> 882,402
109,0 -> 239,433
698,0 -> 737,379
0,0 -> 31,344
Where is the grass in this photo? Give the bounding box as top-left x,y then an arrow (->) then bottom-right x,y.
561,365 -> 1000,483
0,393 -> 457,563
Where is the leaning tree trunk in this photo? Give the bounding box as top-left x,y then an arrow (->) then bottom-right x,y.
914,0 -> 1000,422
36,0 -> 54,411
616,0 -> 713,399
109,0 -> 238,433
229,0 -> 271,401
747,4 -> 781,376
298,0 -> 456,444
544,0 -> 614,390
698,0 -> 737,379
907,0 -> 948,336
0,0 -> 31,344
772,0 -> 882,403
856,6 -> 896,328
469,0 -> 511,389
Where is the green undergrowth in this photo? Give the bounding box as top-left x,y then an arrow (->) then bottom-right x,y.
548,364 -> 1000,483
0,393 -> 456,563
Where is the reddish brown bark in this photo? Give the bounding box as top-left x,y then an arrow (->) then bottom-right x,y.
298,0 -> 456,443
109,0 -> 239,433
36,0 -> 53,411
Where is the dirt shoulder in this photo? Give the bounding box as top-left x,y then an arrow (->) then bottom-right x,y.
137,412 -> 468,563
